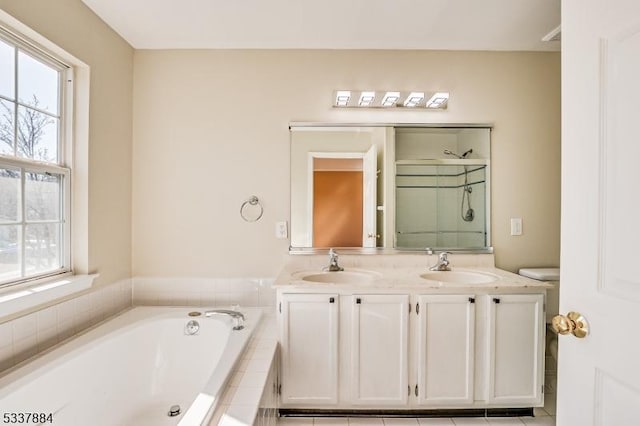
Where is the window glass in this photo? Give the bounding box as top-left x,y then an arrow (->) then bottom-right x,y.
0,39 -> 14,100
0,98 -> 14,156
0,166 -> 20,222
25,171 -> 60,221
17,105 -> 58,162
0,224 -> 20,281
18,51 -> 59,115
25,223 -> 60,276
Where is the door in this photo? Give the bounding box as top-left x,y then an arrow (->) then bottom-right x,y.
416,295 -> 475,406
350,294 -> 408,405
362,145 -> 377,247
560,0 -> 640,424
487,294 -> 544,406
279,294 -> 339,406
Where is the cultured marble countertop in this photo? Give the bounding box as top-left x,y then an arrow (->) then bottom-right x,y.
274,253 -> 554,291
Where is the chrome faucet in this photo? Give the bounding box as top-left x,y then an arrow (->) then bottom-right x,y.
204,309 -> 245,330
429,252 -> 452,271
325,248 -> 344,272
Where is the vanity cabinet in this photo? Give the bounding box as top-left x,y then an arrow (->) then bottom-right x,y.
416,295 -> 476,406
486,294 -> 544,406
277,289 -> 545,411
279,293 -> 339,406
349,294 -> 409,406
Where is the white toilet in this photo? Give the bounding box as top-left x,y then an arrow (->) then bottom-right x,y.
518,267 -> 560,361
519,267 -> 559,415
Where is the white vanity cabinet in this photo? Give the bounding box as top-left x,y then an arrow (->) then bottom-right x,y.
415,295 -> 476,406
486,294 -> 545,406
279,293 -> 339,406
277,285 -> 546,411
349,294 -> 409,406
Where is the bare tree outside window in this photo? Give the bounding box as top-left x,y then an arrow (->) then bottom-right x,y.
0,95 -> 61,279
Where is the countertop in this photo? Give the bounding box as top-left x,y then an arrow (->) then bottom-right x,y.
274,253 -> 553,291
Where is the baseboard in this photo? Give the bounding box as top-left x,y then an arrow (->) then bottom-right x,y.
279,408 -> 534,418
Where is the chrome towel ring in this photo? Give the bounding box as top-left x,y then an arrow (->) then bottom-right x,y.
240,195 -> 264,222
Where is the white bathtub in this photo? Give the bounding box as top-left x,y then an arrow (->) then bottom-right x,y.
0,306 -> 262,426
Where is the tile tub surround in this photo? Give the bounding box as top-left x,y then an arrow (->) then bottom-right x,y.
208,311 -> 279,425
0,279 -> 132,374
132,277 -> 277,308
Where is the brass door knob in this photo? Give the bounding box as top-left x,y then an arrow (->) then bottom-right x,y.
552,311 -> 589,338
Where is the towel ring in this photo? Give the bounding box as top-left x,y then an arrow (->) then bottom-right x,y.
240,195 -> 264,222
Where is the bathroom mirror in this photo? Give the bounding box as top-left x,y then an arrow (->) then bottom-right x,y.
289,124 -> 491,252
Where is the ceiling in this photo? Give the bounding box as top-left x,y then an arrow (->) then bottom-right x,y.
80,0 -> 560,51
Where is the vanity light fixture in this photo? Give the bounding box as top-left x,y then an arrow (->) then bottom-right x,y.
335,90 -> 351,107
403,92 -> 425,107
358,91 -> 376,106
332,90 -> 448,109
426,92 -> 450,108
381,91 -> 400,107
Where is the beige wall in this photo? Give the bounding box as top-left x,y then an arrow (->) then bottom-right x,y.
0,0 -> 134,285
133,50 -> 560,276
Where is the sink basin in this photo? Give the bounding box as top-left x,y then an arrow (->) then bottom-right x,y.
298,270 -> 381,284
419,270 -> 499,284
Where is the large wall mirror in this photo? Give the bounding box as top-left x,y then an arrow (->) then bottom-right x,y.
289,124 -> 492,252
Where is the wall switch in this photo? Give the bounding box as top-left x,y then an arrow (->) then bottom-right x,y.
276,221 -> 288,239
510,218 -> 523,236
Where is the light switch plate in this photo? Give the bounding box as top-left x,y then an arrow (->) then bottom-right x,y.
510,218 -> 523,236
276,221 -> 288,239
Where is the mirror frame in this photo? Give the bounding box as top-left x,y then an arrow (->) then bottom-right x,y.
289,122 -> 495,255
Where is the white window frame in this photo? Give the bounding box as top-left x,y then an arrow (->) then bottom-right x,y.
0,27 -> 72,288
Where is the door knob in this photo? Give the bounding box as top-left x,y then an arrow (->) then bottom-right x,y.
551,311 -> 589,338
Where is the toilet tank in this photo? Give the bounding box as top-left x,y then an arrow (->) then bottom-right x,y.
518,267 -> 560,323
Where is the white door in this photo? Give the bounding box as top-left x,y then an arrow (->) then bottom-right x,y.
560,0 -> 640,424
487,294 -> 544,406
362,144 -> 377,247
279,293 -> 339,406
350,294 -> 408,405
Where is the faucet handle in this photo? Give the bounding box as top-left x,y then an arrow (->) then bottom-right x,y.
438,251 -> 451,261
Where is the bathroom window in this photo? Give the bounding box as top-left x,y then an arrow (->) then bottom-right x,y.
0,28 -> 71,287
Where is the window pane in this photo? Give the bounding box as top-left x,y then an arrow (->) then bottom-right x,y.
0,167 -> 20,222
17,106 -> 58,163
25,171 -> 61,221
25,223 -> 60,275
0,225 -> 20,282
18,51 -> 59,115
0,39 -> 14,100
0,99 -> 15,156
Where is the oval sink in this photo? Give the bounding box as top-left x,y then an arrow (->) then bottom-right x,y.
419,270 -> 499,284
299,270 -> 381,284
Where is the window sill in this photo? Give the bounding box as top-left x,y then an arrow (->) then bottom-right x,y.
0,273 -> 98,321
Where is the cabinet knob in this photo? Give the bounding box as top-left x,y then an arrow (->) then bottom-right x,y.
356,298 -> 362,304
329,297 -> 335,303
552,311 -> 589,338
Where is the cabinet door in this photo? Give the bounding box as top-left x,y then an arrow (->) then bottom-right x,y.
280,293 -> 339,406
487,294 -> 544,406
417,295 -> 476,406
350,294 -> 409,406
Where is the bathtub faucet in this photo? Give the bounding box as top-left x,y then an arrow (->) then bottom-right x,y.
204,309 -> 245,330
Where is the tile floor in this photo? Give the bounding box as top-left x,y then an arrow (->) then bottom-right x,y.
277,407 -> 556,426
